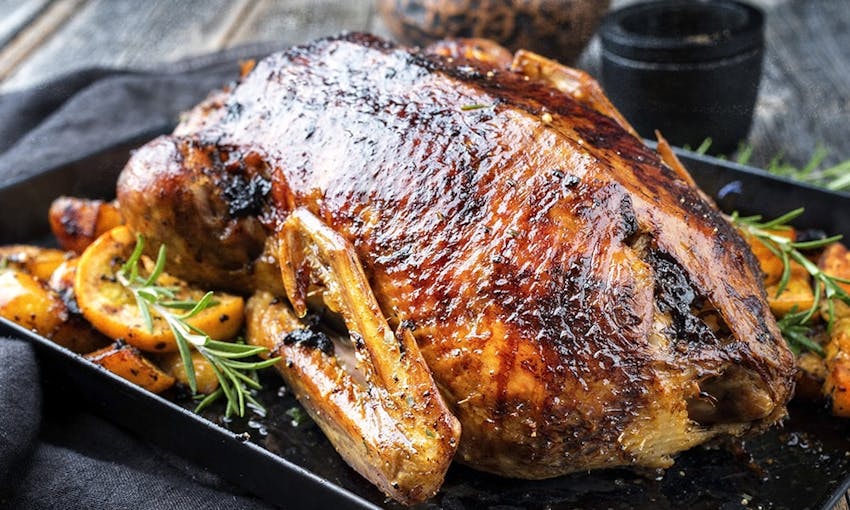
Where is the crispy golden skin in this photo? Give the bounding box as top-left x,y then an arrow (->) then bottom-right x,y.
117,33 -> 795,495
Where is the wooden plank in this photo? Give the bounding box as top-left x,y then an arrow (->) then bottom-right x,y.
0,0 -> 251,91
2,0 -> 848,171
224,0 -> 371,48
0,0 -> 83,82
0,0 -> 52,48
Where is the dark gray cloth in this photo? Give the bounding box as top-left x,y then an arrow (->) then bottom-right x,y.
0,339 -> 40,490
0,338 -> 270,510
0,44 -> 286,509
0,42 -> 280,188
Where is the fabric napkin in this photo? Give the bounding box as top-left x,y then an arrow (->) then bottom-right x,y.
0,44 -> 285,510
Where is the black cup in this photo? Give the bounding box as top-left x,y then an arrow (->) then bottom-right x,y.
599,0 -> 764,154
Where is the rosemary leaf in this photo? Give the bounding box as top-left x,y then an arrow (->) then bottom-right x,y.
757,207 -> 805,230
736,142 -> 753,165
121,234 -> 145,280
194,388 -> 223,413
205,339 -> 261,352
222,368 -> 263,390
142,244 -> 168,286
178,291 -> 216,320
200,347 -> 269,359
687,139 -> 850,193
171,322 -> 198,393
825,166 -> 850,191
157,300 -> 205,310
695,138 -> 712,155
790,234 -> 844,250
219,358 -> 280,370
134,292 -> 155,333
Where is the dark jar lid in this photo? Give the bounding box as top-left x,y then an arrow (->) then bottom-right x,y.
600,0 -> 764,63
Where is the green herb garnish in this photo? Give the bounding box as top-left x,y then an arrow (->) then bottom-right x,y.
731,208 -> 850,354
116,234 -> 280,417
460,104 -> 491,111
285,406 -> 308,426
776,309 -> 825,356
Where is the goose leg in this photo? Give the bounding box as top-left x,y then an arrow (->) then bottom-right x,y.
246,208 -> 460,505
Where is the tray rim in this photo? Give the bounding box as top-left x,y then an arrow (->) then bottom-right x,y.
675,146 -> 850,199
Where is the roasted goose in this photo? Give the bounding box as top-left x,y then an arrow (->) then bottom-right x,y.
116,34 -> 796,504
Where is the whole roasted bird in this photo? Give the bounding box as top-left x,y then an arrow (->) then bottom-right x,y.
116,33 -> 796,504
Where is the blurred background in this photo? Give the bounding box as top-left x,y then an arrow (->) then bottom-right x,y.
0,0 -> 848,173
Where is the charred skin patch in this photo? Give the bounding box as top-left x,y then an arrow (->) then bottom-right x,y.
221,172 -> 272,218
282,328 -> 335,356
648,250 -> 720,346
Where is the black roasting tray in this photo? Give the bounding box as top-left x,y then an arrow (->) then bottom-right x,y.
2,137 -> 850,510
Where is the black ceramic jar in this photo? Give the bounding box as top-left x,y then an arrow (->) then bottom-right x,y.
599,0 -> 764,153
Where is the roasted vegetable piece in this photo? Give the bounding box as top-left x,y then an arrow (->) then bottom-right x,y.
48,257 -> 78,296
1,266 -> 68,335
157,350 -> 219,394
796,350 -> 829,401
86,342 -> 175,393
0,245 -> 69,281
765,265 -> 816,317
819,243 -> 850,322
744,227 -> 796,285
819,242 -> 850,294
824,317 -> 850,417
0,265 -> 109,353
47,257 -> 112,354
49,321 -> 111,354
49,196 -> 123,254
817,242 -> 850,416
75,226 -> 244,352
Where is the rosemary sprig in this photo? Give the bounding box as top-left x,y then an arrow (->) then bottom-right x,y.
731,208 -> 850,354
776,309 -> 825,356
116,235 -> 280,418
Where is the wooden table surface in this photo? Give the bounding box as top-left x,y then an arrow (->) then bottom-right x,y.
1,1 -> 849,508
